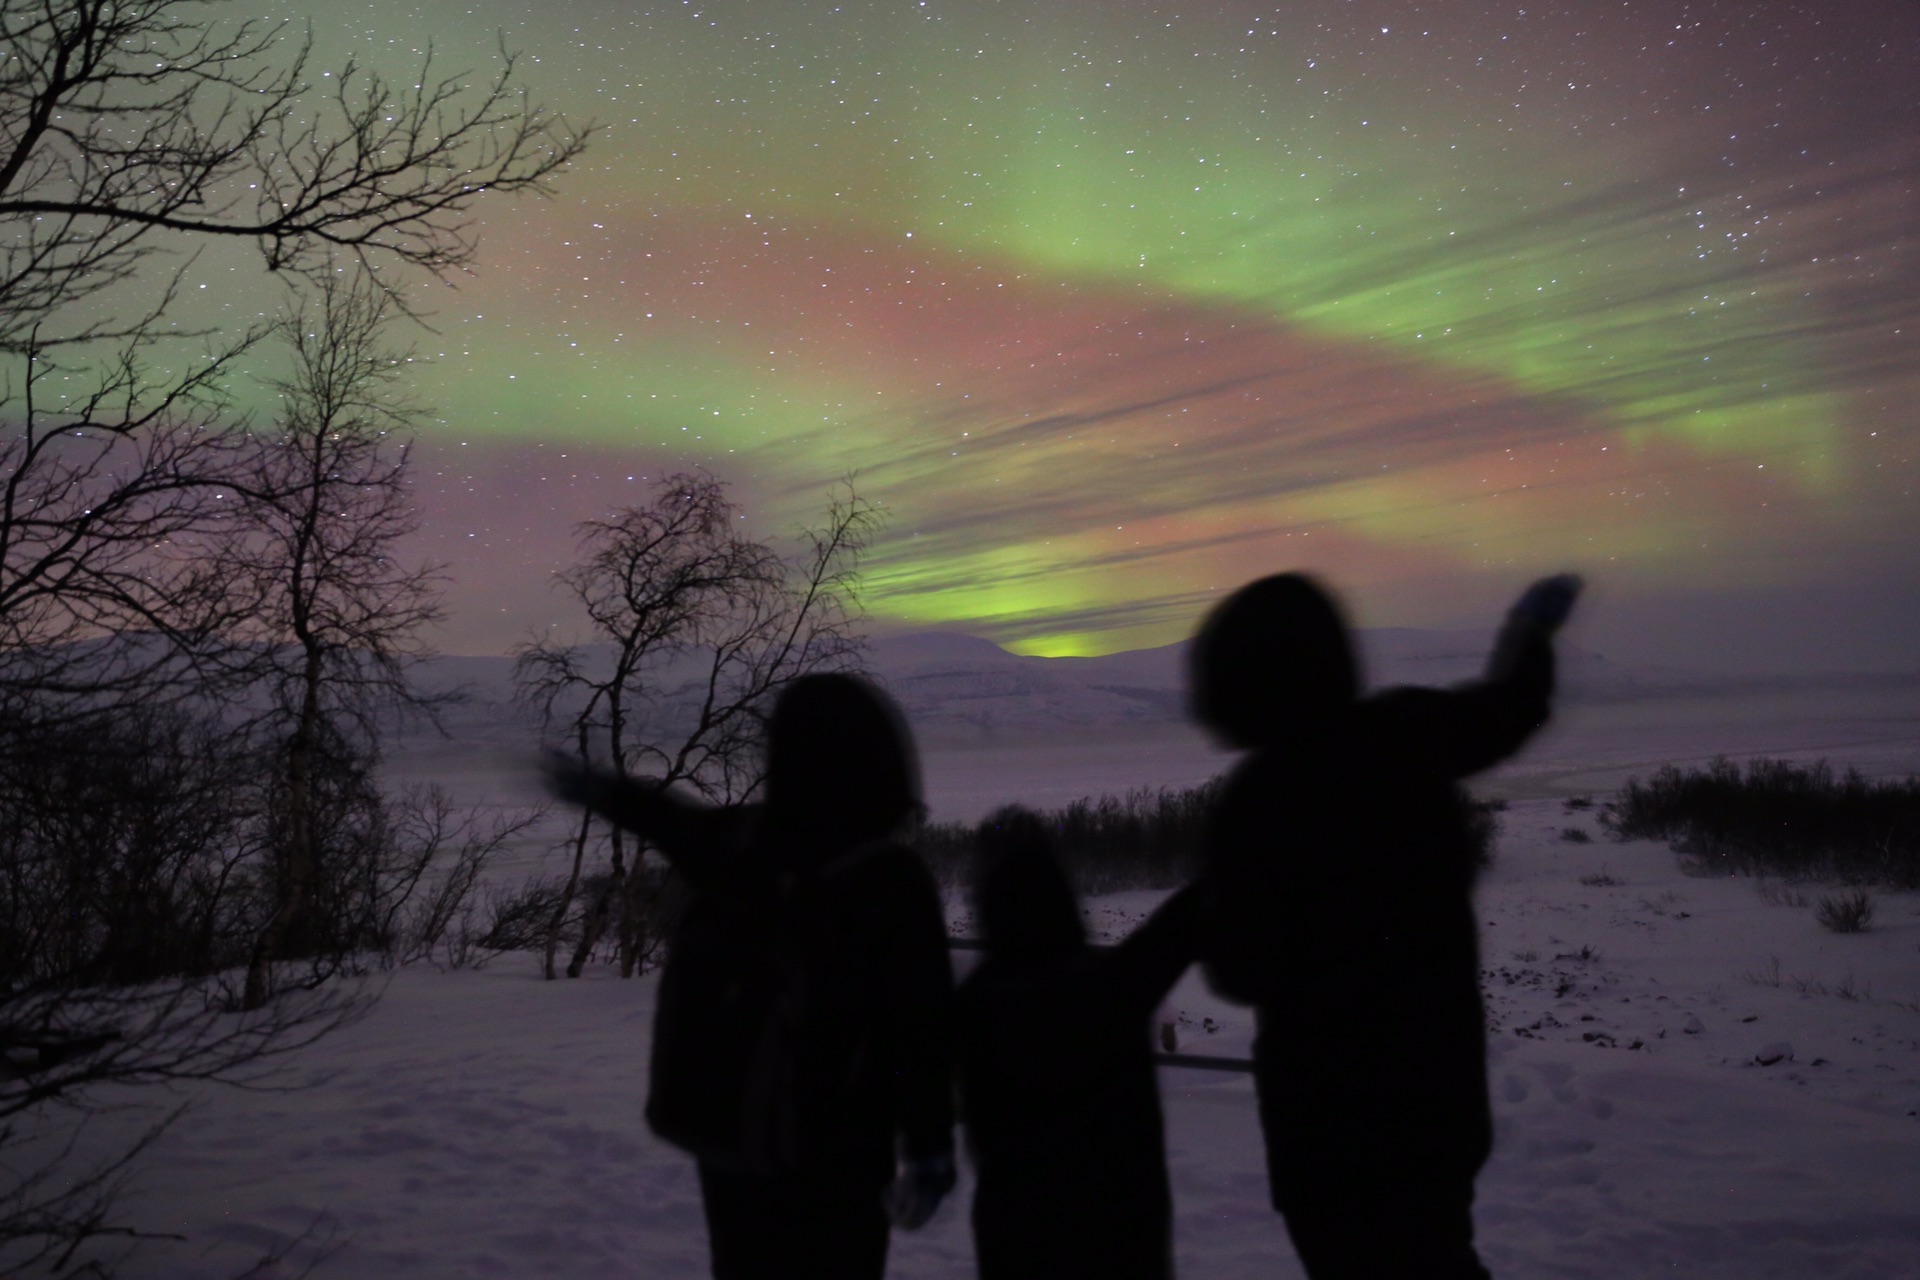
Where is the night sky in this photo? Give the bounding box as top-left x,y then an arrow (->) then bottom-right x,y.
276,1 -> 1917,668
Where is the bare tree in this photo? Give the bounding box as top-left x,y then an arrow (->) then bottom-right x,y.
0,304 -> 270,722
0,8 -> 586,1264
0,0 -> 588,340
0,698 -> 366,1276
0,975 -> 364,1275
213,271 -> 445,1008
516,475 -> 880,979
0,0 -> 588,715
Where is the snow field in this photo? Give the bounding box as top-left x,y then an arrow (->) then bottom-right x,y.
69,793 -> 1918,1279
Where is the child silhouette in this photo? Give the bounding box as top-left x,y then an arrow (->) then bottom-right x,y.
956,806 -> 1200,1280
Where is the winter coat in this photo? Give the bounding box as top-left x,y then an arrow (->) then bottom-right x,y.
590,784 -> 955,1187
956,885 -> 1201,1280
1201,626 -> 1554,1179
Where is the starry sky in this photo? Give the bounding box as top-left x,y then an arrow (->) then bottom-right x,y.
278,0 -> 1917,668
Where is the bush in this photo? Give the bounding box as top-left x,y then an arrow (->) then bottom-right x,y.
1814,890 -> 1875,933
920,780 -> 1504,894
473,875 -> 577,954
0,704 -> 529,989
1603,758 -> 1920,886
1755,879 -> 1812,908
0,706 -> 270,987
920,781 -> 1220,895
501,853 -> 693,979
0,701 -> 522,1270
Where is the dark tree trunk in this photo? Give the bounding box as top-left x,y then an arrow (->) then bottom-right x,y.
242,648 -> 321,1009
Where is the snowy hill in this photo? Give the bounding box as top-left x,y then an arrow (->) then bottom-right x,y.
388,631 -> 1920,822
401,627 -> 1646,749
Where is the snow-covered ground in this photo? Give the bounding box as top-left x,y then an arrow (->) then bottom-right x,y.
43,637 -> 1920,1278
88,803 -> 1920,1279
80,832 -> 1919,1276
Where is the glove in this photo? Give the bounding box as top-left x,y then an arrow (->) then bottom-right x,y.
1507,573 -> 1583,632
884,1151 -> 956,1230
538,749 -> 605,808
1487,573 -> 1583,682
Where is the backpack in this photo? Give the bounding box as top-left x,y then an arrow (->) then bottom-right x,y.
644,841 -> 883,1173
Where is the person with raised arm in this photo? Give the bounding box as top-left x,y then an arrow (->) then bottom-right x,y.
1189,573 -> 1581,1279
545,673 -> 955,1280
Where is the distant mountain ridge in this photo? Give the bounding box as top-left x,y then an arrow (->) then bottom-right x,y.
404,627 -> 1651,746
860,627 -> 1643,740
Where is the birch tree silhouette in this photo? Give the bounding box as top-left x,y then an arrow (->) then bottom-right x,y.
216,271 -> 447,1008
0,0 -> 586,715
0,4 -> 585,1266
515,476 -> 880,979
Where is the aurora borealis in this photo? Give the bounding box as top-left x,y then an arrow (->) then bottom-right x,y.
296,1 -> 1916,666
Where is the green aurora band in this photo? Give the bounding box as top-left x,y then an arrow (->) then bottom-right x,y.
300,0 -> 1913,656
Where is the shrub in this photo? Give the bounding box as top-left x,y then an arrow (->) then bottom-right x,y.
1603,758 -> 1920,886
1755,879 -> 1812,908
475,875 -> 578,954
0,704 -> 527,990
0,706 -> 270,987
919,780 -> 1219,895
526,858 -> 691,978
921,780 -> 1503,894
1814,890 -> 1875,933
1561,827 -> 1592,844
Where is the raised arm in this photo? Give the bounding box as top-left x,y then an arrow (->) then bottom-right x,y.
1376,574 -> 1583,781
540,754 -> 750,887
1103,882 -> 1205,1017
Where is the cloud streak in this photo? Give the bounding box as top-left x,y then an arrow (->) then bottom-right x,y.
365,0 -> 1917,662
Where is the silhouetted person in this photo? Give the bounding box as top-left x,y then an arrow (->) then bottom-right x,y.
545,673 -> 955,1280
1189,572 -> 1581,1280
956,807 -> 1201,1280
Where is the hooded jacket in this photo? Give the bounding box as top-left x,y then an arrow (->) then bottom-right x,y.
1190,574 -> 1555,1173
559,674 -> 955,1184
